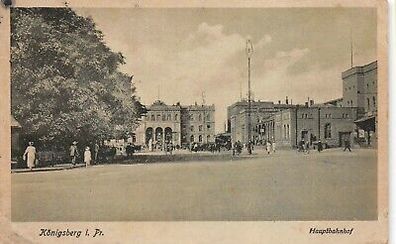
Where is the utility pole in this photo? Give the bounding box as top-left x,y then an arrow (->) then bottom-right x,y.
350,28 -> 354,68
246,39 -> 253,153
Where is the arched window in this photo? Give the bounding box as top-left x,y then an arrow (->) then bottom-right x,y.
199,135 -> 202,143
190,125 -> 194,132
287,124 -> 290,139
190,135 -> 194,142
198,114 -> 202,121
151,114 -> 155,121
372,96 -> 376,109
207,135 -> 210,142
367,98 -> 370,110
324,123 -> 332,139
167,113 -> 171,120
175,114 -> 179,121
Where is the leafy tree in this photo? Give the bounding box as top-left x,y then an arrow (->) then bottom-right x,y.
11,8 -> 145,150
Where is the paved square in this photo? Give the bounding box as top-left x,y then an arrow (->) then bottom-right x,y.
11,149 -> 377,221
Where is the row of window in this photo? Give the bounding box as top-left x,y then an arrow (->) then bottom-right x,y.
346,96 -> 376,111
188,113 -> 211,121
147,112 -> 212,122
300,113 -> 350,119
149,113 -> 179,121
184,124 -> 211,132
189,135 -> 211,143
344,81 -> 376,91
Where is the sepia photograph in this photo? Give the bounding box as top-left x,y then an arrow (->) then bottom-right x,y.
0,0 -> 390,242
7,6 -> 381,223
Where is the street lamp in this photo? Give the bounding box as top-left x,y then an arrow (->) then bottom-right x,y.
246,39 -> 253,153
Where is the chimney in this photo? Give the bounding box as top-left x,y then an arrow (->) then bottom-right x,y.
286,96 -> 289,105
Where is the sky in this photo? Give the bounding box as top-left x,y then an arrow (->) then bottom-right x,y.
76,8 -> 376,133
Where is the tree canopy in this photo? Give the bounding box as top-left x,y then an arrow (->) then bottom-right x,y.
11,8 -> 145,149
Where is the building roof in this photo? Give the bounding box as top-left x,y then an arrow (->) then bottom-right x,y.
342,60 -> 377,79
11,115 -> 22,128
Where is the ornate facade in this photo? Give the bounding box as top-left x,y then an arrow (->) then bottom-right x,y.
135,100 -> 215,148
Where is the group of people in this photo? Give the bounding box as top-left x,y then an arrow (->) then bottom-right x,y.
265,140 -> 276,154
69,141 -> 100,168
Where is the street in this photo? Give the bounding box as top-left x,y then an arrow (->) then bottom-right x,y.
11,148 -> 377,221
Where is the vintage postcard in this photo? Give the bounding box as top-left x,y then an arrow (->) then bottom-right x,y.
0,0 -> 388,243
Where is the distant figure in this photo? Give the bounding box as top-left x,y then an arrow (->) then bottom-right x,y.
126,143 -> 134,158
23,141 -> 36,171
300,139 -> 305,153
343,138 -> 352,152
70,141 -> 79,166
247,140 -> 252,155
266,141 -> 271,154
317,139 -> 323,152
84,146 -> 91,167
148,138 -> 153,151
305,141 -> 310,154
272,141 -> 276,153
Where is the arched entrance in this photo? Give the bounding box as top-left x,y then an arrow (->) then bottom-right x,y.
155,127 -> 163,149
145,127 -> 153,145
164,127 -> 172,143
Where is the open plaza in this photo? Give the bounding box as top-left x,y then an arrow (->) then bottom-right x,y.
12,148 -> 376,222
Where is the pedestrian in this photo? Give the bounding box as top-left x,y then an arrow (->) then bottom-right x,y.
266,140 -> 271,154
343,138 -> 352,152
23,141 -> 36,171
305,141 -> 310,154
247,140 -> 252,155
300,139 -> 305,153
272,140 -> 276,153
69,141 -> 79,166
84,146 -> 92,167
317,139 -> 323,152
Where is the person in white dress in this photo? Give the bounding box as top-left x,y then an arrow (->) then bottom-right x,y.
272,141 -> 276,153
266,141 -> 271,154
23,141 -> 36,171
84,147 -> 92,168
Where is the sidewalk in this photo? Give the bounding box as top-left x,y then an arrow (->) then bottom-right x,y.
11,163 -> 86,173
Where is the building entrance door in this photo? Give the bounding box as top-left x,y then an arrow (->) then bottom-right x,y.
339,132 -> 351,147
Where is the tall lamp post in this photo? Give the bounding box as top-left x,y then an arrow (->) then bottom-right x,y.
246,39 -> 254,153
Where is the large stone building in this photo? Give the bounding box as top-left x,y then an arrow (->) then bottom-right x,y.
342,60 -> 377,147
227,99 -> 295,144
135,100 -> 215,148
259,105 -> 359,148
228,60 -> 378,148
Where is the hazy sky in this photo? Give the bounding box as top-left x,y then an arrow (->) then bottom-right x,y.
76,8 -> 376,132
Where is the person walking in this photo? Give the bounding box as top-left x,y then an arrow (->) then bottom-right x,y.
266,140 -> 271,154
343,137 -> 352,152
272,140 -> 276,153
84,146 -> 92,167
23,141 -> 36,171
70,141 -> 79,166
317,139 -> 323,152
247,140 -> 252,155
